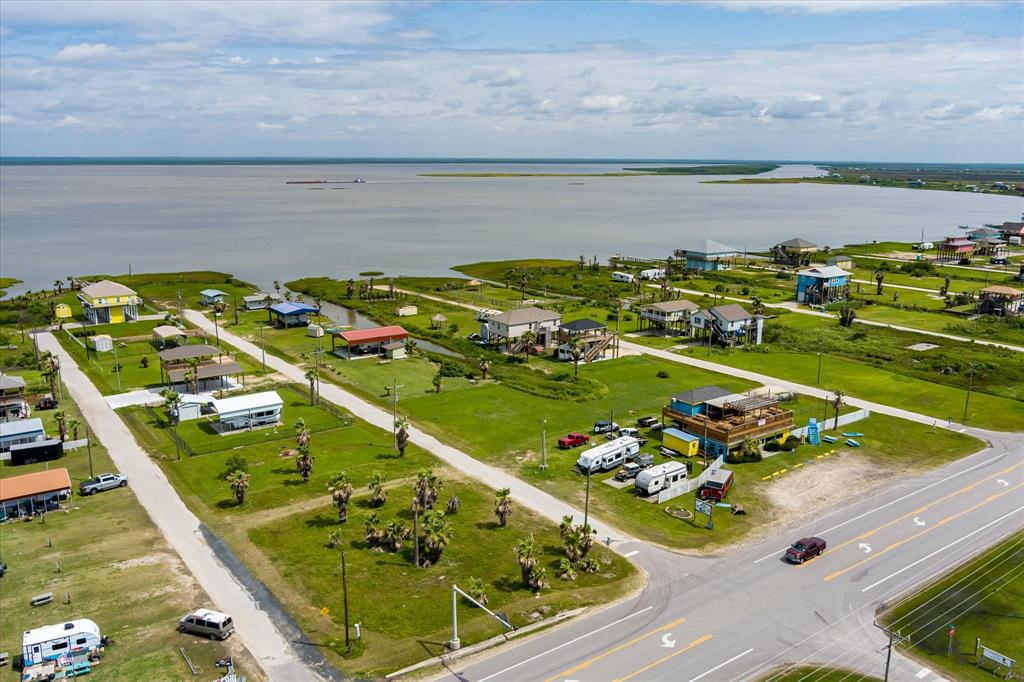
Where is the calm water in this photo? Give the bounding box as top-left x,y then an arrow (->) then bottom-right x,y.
1,162 -> 1020,294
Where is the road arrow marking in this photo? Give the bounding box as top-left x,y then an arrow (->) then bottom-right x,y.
858,543 -> 872,553
913,517 -> 926,526
661,633 -> 676,648
997,479 -> 1009,486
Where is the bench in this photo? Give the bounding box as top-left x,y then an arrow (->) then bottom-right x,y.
30,592 -> 54,607
0,652 -> 9,667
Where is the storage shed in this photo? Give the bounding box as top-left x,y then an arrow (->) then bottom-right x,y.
396,304 -> 419,317
152,325 -> 186,348
382,341 -> 407,359
661,428 -> 701,457
90,335 -> 113,352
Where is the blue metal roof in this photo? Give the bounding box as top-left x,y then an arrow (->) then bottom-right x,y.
269,302 -> 319,316
199,289 -> 227,297
663,427 -> 699,442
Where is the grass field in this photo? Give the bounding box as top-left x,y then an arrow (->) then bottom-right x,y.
881,531 -> 1024,682
0,409 -> 260,681
759,666 -> 882,681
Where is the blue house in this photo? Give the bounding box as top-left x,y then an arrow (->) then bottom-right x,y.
199,289 -> 228,306
673,239 -> 739,272
268,302 -> 319,328
796,266 -> 851,305
669,385 -> 733,416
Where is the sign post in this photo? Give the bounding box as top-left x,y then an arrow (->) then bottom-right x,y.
948,624 -> 955,657
695,498 -> 714,530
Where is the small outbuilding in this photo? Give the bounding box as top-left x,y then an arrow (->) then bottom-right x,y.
53,303 -> 73,320
152,325 -> 187,348
827,255 -> 854,270
0,417 -> 46,452
90,334 -> 113,352
430,313 -> 448,329
662,428 -> 701,457
307,324 -> 325,338
396,304 -> 419,317
332,326 -> 410,358
382,341 -> 407,360
199,289 -> 229,306
268,302 -> 319,328
210,390 -> 284,431
0,467 -> 71,519
243,293 -> 282,310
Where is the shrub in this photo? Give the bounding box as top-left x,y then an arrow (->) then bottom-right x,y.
656,370 -> 670,379
221,454 -> 249,479
438,359 -> 467,378
447,323 -> 460,335
740,287 -> 750,295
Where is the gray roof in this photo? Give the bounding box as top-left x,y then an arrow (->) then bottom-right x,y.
489,306 -> 561,326
560,318 -> 606,333
672,385 -> 733,405
675,239 -> 737,257
798,265 -> 850,279
710,303 -> 756,322
0,374 -> 27,392
645,300 -> 699,313
158,344 -> 223,362
778,237 -> 817,249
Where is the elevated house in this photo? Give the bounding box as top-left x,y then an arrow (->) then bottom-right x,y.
937,236 -> 975,263
1000,221 -> 1024,241
480,307 -> 562,351
977,285 -> 1023,317
242,293 -> 282,310
772,238 -> 818,266
691,304 -> 764,347
0,374 -> 30,423
966,226 -> 1003,241
78,280 -> 140,325
0,417 -> 46,453
637,300 -> 700,336
268,302 -> 319,328
199,289 -> 228,306
556,319 -> 615,363
332,326 -> 409,357
662,388 -> 794,459
673,239 -> 739,272
973,236 -> 1007,258
158,344 -> 243,391
0,468 -> 72,520
796,265 -> 851,305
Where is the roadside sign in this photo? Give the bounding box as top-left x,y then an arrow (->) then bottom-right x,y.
695,499 -> 712,516
981,646 -> 1015,668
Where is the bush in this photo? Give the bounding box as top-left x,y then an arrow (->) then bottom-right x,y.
438,359 -> 467,378
729,449 -> 762,464
740,287 -> 751,295
656,370 -> 670,379
221,454 -> 249,479
447,323 -> 460,335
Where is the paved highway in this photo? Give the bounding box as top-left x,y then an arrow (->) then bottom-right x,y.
441,429 -> 1023,682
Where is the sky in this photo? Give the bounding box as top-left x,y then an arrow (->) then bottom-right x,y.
0,0 -> 1022,161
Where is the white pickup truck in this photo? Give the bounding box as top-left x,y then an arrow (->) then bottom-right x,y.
79,473 -> 128,495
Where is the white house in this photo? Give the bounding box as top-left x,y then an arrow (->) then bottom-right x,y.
691,304 -> 764,346
242,293 -> 282,310
199,289 -> 228,306
638,300 -> 700,335
211,391 -> 284,431
482,307 -> 562,348
0,374 -> 30,423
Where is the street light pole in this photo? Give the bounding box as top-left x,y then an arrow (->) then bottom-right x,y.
583,467 -> 592,531
341,551 -> 351,655
962,362 -> 976,422
816,327 -> 824,385
259,322 -> 266,373
86,425 -> 94,479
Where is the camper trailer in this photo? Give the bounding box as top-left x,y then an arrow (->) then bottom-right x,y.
22,619 -> 103,666
576,436 -> 640,473
611,271 -> 635,284
635,461 -> 688,496
639,268 -> 666,280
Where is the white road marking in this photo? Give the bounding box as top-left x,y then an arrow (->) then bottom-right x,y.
475,606 -> 654,682
997,479 -> 1009,486
752,452 -> 1007,564
624,550 -> 640,558
913,517 -> 926,526
958,428 -> 967,433
915,667 -> 931,678
686,648 -> 754,682
861,505 -> 1024,592
858,543 -> 872,553
661,633 -> 676,648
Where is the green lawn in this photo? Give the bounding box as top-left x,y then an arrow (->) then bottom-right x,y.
760,666 -> 882,682
881,531 -> 1024,682
0,409 -> 260,681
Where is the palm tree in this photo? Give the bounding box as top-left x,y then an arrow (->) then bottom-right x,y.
559,515 -> 575,540
327,530 -> 344,550
54,411 -> 68,441
304,368 -> 318,405
328,472 -> 354,522
66,417 -> 81,441
382,520 -> 410,552
39,351 -> 59,398
494,488 -> 513,527
368,471 -> 387,507
874,270 -> 885,295
184,357 -> 201,394
578,255 -> 586,272
467,576 -> 489,606
446,495 -> 461,515
832,390 -> 845,431
345,279 -> 355,299
161,389 -> 182,422
296,447 -> 314,483
569,337 -> 584,378
514,534 -> 548,590
404,337 -> 418,355
421,509 -> 453,564
395,418 -> 410,457
414,469 -> 442,509
294,418 -> 310,448
227,470 -> 251,505
273,279 -> 281,295
432,369 -> 443,393
54,279 -> 63,294
363,513 -> 383,547
520,330 -> 536,363
478,357 -> 491,381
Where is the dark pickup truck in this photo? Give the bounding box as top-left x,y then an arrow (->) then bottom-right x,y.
785,537 -> 826,564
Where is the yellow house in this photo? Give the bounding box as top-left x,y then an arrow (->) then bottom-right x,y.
78,280 -> 140,325
53,303 -> 73,320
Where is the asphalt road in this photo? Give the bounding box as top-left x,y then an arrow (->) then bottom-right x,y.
441,429 -> 1023,682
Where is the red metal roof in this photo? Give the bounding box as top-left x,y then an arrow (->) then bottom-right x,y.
0,468 -> 72,502
336,326 -> 409,345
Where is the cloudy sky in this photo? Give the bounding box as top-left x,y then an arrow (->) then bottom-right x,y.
0,0 -> 1021,161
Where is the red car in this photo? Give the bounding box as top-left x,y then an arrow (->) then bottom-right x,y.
786,537 -> 826,564
558,432 -> 590,449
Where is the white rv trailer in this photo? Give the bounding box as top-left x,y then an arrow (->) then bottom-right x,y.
635,461 -> 688,496
611,271 -> 635,284
22,619 -> 102,666
576,436 -> 640,472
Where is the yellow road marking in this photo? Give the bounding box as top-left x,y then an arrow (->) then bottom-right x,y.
542,617 -> 686,682
613,634 -> 714,682
802,460 -> 1024,568
823,481 -> 1024,582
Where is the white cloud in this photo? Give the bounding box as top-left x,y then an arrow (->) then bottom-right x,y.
693,0 -> 960,13
53,115 -> 83,127
229,56 -> 249,65
288,115 -> 308,124
256,121 -> 286,130
267,57 -> 282,65
0,114 -> 15,124
54,42 -> 117,62
764,94 -> 829,119
312,56 -> 328,64
463,68 -> 525,88
579,94 -> 628,112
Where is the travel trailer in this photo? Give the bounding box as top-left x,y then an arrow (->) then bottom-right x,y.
635,461 -> 688,496
22,619 -> 103,666
576,436 -> 640,473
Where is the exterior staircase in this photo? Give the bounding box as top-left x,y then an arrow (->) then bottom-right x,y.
806,417 -> 820,445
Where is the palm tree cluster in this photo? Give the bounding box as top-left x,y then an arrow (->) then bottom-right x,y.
420,509 -> 453,565
327,472 -> 354,522
494,488 -> 513,527
558,517 -> 598,579
294,418 -> 314,483
513,534 -> 548,590
413,469 -> 442,510
38,351 -> 59,398
395,418 -> 410,457
363,513 -> 412,552
367,471 -> 388,507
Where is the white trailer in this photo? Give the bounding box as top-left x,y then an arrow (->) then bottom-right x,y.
611,271 -> 635,284
635,461 -> 688,496
576,436 -> 640,472
22,619 -> 102,666
639,268 -> 666,280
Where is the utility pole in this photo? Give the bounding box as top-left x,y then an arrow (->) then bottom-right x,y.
962,362 -> 975,422
341,551 -> 351,655
259,322 -> 266,372
113,343 -> 122,392
177,276 -> 183,321
540,417 -> 547,470
583,467 -> 592,531
816,327 -> 824,385
874,623 -> 907,682
86,425 -> 94,479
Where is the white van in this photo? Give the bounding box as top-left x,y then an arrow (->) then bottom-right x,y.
178,609 -> 235,640
22,620 -> 103,666
611,271 -> 635,284
577,436 -> 640,472
635,461 -> 688,496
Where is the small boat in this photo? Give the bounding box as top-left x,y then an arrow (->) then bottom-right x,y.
286,180 -> 327,184
845,439 -> 861,447
353,177 -> 366,183
842,432 -> 864,437
822,435 -> 838,444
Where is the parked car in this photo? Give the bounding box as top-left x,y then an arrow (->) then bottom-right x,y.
178,609 -> 235,640
616,427 -> 648,445
785,537 -> 826,564
593,420 -> 619,434
990,257 -> 1009,265
636,416 -> 659,428
557,432 -> 590,449
35,395 -> 58,410
614,462 -> 642,481
79,473 -> 128,495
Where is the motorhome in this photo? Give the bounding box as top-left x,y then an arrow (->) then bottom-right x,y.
611,271 -> 635,284
22,620 -> 103,666
576,436 -> 640,473
635,461 -> 688,496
